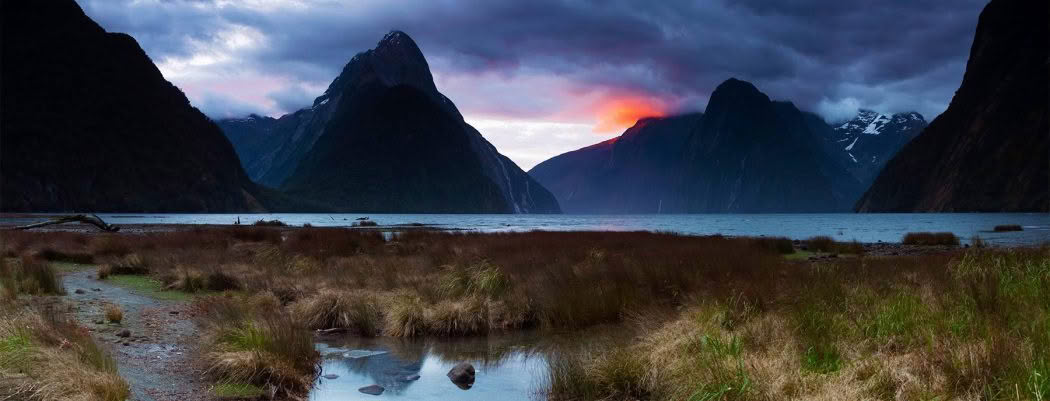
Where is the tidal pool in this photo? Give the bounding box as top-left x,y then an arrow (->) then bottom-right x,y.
310,332 -> 557,400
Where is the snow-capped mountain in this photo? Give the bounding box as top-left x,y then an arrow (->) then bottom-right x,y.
824,109 -> 927,183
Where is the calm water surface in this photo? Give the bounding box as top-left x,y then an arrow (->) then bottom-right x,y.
10,213 -> 1046,245
310,331 -> 587,400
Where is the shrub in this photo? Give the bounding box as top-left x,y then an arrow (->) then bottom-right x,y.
104,304 -> 123,324
902,232 -> 960,246
353,220 -> 379,227
993,224 -> 1022,232
807,236 -> 836,252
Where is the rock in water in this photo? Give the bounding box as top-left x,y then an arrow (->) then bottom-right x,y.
402,374 -> 421,381
322,374 -> 338,380
358,385 -> 384,395
447,362 -> 475,388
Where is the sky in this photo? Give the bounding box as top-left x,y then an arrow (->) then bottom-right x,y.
76,0 -> 987,170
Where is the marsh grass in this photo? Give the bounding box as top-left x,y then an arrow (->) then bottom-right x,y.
0,306 -> 128,401
0,256 -> 65,298
197,295 -> 319,397
545,247 -> 1050,400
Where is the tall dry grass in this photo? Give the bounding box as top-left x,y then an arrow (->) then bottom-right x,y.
0,305 -> 129,401
546,247 -> 1050,401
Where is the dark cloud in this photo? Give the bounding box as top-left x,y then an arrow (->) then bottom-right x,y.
75,0 -> 987,123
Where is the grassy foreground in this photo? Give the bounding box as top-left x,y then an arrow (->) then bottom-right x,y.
0,257 -> 129,401
548,247 -> 1050,401
1,227 -> 1046,399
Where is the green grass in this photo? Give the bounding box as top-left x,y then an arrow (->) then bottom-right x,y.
784,250 -> 816,260
49,261 -> 93,272
0,330 -> 34,369
104,275 -> 195,301
212,382 -> 265,398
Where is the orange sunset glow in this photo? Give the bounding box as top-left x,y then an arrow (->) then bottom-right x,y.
592,96 -> 668,133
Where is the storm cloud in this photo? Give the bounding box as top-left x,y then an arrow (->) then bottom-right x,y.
75,0 -> 986,168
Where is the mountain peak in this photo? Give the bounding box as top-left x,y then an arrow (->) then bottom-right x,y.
707,78 -> 771,111
315,30 -> 439,108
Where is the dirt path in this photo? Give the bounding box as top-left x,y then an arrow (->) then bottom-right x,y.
62,270 -> 213,401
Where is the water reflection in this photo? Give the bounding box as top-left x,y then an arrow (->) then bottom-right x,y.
310,332 -> 556,400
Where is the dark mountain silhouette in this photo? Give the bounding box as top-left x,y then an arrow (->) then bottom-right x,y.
678,79 -> 863,212
529,114 -> 701,213
1,0 -> 271,212
220,31 -> 560,213
856,0 -> 1048,212
531,78 -> 865,213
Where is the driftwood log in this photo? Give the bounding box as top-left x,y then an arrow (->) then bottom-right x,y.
10,214 -> 120,232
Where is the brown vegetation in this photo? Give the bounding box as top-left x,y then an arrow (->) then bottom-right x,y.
902,231 -> 960,246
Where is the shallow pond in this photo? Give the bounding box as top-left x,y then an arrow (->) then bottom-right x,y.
310,331 -> 565,400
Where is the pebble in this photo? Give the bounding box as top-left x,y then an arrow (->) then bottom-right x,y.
358,385 -> 384,395
117,329 -> 131,338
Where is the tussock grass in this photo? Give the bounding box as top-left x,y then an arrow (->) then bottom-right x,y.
290,290 -> 383,336
34,247 -> 94,265
103,304 -> 123,324
0,306 -> 129,401
545,247 -> 1050,401
805,236 -> 864,255
903,231 -> 960,246
197,295 -> 319,398
0,256 -> 65,298
107,253 -> 150,275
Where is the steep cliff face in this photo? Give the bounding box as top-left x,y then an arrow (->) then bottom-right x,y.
677,79 -> 863,212
1,1 -> 265,212
221,31 -> 560,213
856,0 -> 1049,212
529,114 -> 701,213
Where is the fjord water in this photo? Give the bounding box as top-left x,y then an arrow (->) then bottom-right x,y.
31,213 -> 1050,245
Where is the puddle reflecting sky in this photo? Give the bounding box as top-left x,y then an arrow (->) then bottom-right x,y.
310,333 -> 551,400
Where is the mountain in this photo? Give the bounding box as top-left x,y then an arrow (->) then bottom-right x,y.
678,79 -> 864,212
529,114 -> 701,213
530,78 -> 865,213
817,110 -> 927,184
219,32 -> 560,213
856,0 -> 1048,212
1,0 -> 268,212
